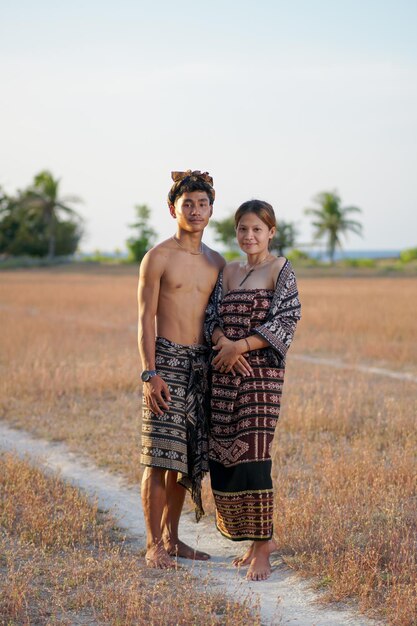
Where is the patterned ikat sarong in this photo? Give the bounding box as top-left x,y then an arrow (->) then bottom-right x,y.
209,290 -> 284,541
140,336 -> 209,520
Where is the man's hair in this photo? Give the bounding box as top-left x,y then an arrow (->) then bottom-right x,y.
167,170 -> 215,207
234,199 -> 276,230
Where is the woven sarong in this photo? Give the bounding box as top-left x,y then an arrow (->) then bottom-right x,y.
140,336 -> 210,521
209,290 -> 284,540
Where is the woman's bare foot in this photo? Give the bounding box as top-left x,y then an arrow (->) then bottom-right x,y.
145,544 -> 176,569
246,539 -> 278,581
232,542 -> 254,567
164,538 -> 210,561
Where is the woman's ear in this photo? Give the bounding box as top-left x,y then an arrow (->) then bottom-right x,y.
269,226 -> 276,239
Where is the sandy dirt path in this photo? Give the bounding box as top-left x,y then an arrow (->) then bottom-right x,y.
292,354 -> 417,382
0,422 -> 382,626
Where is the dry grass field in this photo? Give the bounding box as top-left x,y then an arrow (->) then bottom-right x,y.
0,452 -> 256,625
298,277 -> 417,371
1,265 -> 416,625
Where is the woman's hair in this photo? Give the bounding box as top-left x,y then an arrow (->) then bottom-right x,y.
234,199 -> 276,230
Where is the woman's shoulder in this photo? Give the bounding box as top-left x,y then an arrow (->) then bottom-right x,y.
269,255 -> 288,284
271,255 -> 287,270
224,259 -> 242,276
222,260 -> 242,293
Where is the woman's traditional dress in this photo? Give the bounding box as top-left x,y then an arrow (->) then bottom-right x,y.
205,259 -> 301,541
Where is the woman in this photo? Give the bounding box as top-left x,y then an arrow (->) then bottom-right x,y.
205,199 -> 301,581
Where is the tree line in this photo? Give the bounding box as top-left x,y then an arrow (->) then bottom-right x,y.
0,171 -> 363,263
0,171 -> 83,259
210,191 -> 362,263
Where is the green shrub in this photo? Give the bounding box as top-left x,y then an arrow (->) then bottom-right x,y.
400,247 -> 417,263
287,249 -> 311,262
286,249 -> 320,267
341,258 -> 376,268
224,250 -> 242,261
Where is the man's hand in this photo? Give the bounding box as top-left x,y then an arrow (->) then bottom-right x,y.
142,375 -> 171,416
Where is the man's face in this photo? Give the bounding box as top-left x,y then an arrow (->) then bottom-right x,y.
170,191 -> 213,232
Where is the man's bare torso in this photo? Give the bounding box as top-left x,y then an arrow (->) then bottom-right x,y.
153,238 -> 223,345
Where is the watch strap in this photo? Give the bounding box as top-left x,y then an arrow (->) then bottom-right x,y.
141,369 -> 157,382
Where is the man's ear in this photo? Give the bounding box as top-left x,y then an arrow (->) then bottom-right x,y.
169,204 -> 176,219
209,205 -> 213,218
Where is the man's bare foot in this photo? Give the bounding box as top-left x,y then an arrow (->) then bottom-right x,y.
145,544 -> 176,569
246,539 -> 278,581
232,542 -> 254,567
164,538 -> 210,561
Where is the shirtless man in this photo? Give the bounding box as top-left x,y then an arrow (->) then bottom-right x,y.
138,170 -> 250,568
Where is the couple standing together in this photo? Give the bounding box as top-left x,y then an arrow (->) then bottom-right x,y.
138,170 -> 301,581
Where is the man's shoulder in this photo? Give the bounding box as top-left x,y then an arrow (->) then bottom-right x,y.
140,239 -> 175,275
144,238 -> 175,259
203,244 -> 226,269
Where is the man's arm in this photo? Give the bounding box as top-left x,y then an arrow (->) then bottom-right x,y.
138,248 -> 171,416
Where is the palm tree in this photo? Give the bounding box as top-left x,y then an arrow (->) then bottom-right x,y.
304,191 -> 363,263
21,171 -> 82,259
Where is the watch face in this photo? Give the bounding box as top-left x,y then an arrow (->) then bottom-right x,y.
141,370 -> 156,382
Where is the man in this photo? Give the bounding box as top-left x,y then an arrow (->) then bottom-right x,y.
138,170 -> 226,569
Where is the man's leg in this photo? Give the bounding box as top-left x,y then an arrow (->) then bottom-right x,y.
162,471 -> 210,560
141,466 -> 176,568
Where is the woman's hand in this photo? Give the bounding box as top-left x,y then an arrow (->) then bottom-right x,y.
212,337 -> 253,376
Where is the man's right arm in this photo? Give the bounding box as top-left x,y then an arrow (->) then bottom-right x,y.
138,248 -> 171,415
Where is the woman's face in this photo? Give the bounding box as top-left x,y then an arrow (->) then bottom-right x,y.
236,212 -> 275,255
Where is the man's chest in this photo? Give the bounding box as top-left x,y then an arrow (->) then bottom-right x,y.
162,264 -> 218,297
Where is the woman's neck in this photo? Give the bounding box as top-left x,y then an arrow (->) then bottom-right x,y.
245,251 -> 270,267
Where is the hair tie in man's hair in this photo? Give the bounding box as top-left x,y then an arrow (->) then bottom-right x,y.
171,170 -> 214,188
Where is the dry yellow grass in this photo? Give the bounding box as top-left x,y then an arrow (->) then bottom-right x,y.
297,277 -> 417,371
0,268 -> 141,482
274,362 -> 417,624
1,266 -> 416,625
0,452 -> 257,625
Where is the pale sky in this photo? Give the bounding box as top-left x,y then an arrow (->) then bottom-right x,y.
1,0 -> 416,252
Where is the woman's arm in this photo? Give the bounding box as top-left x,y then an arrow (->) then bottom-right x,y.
253,260 -> 301,360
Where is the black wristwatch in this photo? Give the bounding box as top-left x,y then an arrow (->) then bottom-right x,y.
141,369 -> 157,382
